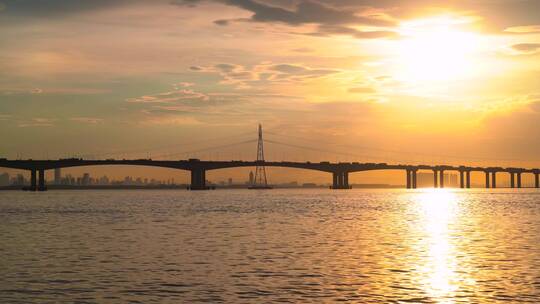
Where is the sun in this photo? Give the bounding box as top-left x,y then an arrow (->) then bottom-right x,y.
394,16 -> 481,84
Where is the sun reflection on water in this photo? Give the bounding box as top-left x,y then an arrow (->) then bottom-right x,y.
416,189 -> 460,303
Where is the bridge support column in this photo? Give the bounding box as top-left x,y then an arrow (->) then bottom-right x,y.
492,172 -> 497,189
412,170 -> 417,189
466,171 -> 471,189
459,171 -> 464,189
189,169 -> 208,190
510,172 -> 515,188
439,170 -> 445,188
536,173 -> 539,188
433,170 -> 438,188
517,172 -> 522,188
485,171 -> 490,188
38,169 -> 46,191
29,169 -> 37,191
406,170 -> 411,189
332,172 -> 350,189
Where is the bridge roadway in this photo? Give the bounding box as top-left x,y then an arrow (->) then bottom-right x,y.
1,158 -> 539,191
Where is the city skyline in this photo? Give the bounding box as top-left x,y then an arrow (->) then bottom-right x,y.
0,169 -> 343,188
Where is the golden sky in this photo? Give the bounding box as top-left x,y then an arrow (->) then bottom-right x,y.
1,0 -> 540,169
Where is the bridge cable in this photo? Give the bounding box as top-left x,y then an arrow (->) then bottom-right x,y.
265,131 -> 530,164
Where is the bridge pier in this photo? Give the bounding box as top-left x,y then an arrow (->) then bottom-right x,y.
510,172 -> 515,188
332,172 -> 350,189
485,171 -> 490,188
536,173 -> 539,188
466,171 -> 471,188
405,169 -> 417,189
439,170 -> 445,188
491,172 -> 497,188
433,170 -> 438,188
38,169 -> 46,191
30,169 -> 37,191
517,172 -> 522,188
459,171 -> 464,188
189,168 -> 209,190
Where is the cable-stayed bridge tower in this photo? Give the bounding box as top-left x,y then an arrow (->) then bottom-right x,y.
249,124 -> 272,189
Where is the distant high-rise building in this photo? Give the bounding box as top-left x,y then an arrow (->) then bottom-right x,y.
0,173 -> 9,186
99,175 -> 110,185
65,174 -> 75,185
12,174 -> 25,186
54,168 -> 61,185
249,171 -> 254,185
82,173 -> 90,186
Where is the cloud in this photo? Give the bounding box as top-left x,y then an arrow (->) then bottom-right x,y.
18,118 -> 55,128
126,88 -> 209,103
173,0 -> 396,40
140,116 -> 202,126
0,88 -> 42,95
302,25 -> 398,39
0,0 -> 137,17
221,0 -> 394,27
174,82 -> 194,88
173,0 -> 540,36
504,25 -> 540,34
126,82 -> 306,125
214,63 -> 242,73
70,117 -> 104,124
0,85 -> 111,96
192,62 -> 341,88
511,43 -> 540,54
213,19 -> 229,26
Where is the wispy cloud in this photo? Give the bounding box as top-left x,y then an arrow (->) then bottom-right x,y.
191,62 -> 341,88
511,43 -> 540,54
18,118 -> 55,128
70,117 -> 104,124
126,89 -> 209,104
504,25 -> 540,34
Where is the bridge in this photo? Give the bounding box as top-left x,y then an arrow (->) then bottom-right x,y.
1,158 -> 539,191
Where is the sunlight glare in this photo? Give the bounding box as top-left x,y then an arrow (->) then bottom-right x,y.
417,189 -> 460,301
395,16 -> 481,84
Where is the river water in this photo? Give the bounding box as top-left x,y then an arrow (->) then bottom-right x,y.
1,189 -> 539,303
